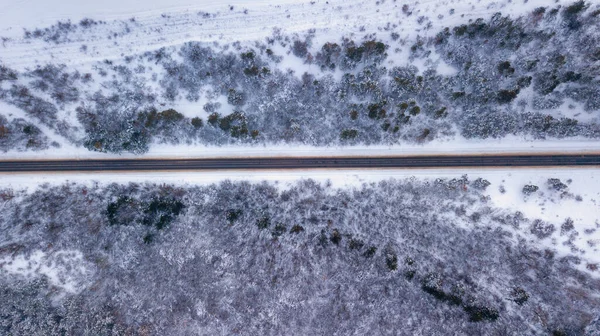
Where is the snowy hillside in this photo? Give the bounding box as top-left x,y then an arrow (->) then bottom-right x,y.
1,0 -> 599,157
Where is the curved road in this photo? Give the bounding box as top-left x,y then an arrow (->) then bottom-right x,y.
1,155 -> 599,172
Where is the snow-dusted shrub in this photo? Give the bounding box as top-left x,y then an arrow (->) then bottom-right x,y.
522,184 -> 539,195
530,219 -> 555,239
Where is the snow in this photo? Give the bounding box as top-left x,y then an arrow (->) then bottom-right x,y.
1,167 -> 599,275
0,249 -> 93,293
1,0 -> 599,159
2,135 -> 600,160
0,0 -> 600,279
0,0 -> 588,70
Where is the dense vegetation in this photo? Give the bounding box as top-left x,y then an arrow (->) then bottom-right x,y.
0,2 -> 599,153
0,177 -> 598,335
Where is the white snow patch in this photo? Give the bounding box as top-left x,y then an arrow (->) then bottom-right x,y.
0,249 -> 94,293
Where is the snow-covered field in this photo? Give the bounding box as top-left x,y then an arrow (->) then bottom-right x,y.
0,0 -> 564,69
2,0 -> 599,158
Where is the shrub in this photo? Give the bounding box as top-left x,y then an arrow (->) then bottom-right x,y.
497,61 -> 515,76
340,129 -> 358,140
530,219 -> 555,239
142,197 -> 185,230
533,71 -> 560,95
560,218 -> 574,235
547,178 -> 567,191
522,185 -> 539,195
385,250 -> 398,270
367,102 -> 387,119
143,108 -> 184,128
207,112 -> 220,126
226,209 -> 242,223
463,305 -> 499,322
106,196 -> 139,226
452,91 -> 465,99
289,224 -> 305,234
363,246 -> 377,258
348,238 -> 364,250
191,117 -> 204,128
497,89 -> 519,104
330,229 -> 342,245
272,224 -> 286,237
256,216 -> 270,230
409,106 -> 421,116
240,51 -> 255,60
227,89 -> 246,106
0,65 -> 18,81
243,66 -> 260,76
292,40 -> 308,58
472,178 -> 491,190
510,287 -> 529,305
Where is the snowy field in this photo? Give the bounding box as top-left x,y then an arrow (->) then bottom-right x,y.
1,0 -> 600,158
0,0 -> 568,68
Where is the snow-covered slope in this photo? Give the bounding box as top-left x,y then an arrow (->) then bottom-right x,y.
1,0 -> 599,158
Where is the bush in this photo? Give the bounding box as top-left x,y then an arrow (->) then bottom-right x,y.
256,216 -> 270,230
497,89 -> 519,104
385,250 -> 398,270
497,61 -> 515,76
272,224 -> 286,237
142,197 -> 185,230
472,178 -> 491,190
191,117 -> 204,128
340,129 -> 358,140
560,218 -> 574,235
463,305 -> 499,322
226,209 -> 242,223
510,287 -> 529,305
367,102 -> 387,119
290,224 -> 305,234
143,108 -> 185,129
348,238 -> 364,250
522,185 -> 539,195
227,89 -> 246,106
207,112 -> 220,126
363,246 -> 377,258
0,64 -> 18,81
330,229 -> 342,245
292,40 -> 308,58
106,196 -> 139,226
530,219 -> 555,239
547,178 -> 567,191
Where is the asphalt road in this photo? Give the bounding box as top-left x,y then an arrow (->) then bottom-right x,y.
0,155 -> 599,172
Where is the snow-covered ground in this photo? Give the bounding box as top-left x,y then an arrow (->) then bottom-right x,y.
1,167 -> 599,275
3,138 -> 600,160
0,0 -> 568,70
2,0 -> 599,159
0,249 -> 93,294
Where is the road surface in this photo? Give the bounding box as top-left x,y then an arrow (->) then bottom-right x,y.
0,155 -> 599,172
